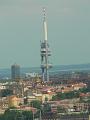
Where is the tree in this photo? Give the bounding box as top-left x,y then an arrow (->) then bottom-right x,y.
45,97 -> 48,102
79,87 -> 90,93
2,109 -> 33,120
43,103 -> 51,113
0,115 -> 3,120
4,109 -> 19,120
1,89 -> 13,97
22,111 -> 33,120
30,100 -> 42,109
52,91 -> 80,101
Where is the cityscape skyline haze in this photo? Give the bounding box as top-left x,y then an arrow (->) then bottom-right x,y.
0,0 -> 90,68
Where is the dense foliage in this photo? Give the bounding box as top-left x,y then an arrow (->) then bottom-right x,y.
1,89 -> 13,97
0,109 -> 33,120
52,87 -> 90,101
79,87 -> 90,93
42,103 -> 51,113
52,91 -> 79,100
30,100 -> 42,109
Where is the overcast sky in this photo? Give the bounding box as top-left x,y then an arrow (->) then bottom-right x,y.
0,0 -> 90,68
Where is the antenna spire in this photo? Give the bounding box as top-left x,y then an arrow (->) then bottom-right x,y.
43,7 -> 47,41
43,7 -> 46,21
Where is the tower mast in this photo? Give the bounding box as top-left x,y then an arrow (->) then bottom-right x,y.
40,8 -> 52,82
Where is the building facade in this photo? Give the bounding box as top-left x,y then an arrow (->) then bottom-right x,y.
11,64 -> 20,80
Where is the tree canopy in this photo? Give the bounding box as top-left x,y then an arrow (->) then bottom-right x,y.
52,91 -> 79,101
30,100 -> 42,109
1,109 -> 33,120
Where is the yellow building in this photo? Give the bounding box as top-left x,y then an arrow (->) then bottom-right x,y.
34,93 -> 42,101
8,95 -> 18,107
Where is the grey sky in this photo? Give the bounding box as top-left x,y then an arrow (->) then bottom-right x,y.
0,0 -> 90,68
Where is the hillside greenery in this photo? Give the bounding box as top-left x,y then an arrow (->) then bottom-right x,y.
0,108 -> 33,120
52,87 -> 90,101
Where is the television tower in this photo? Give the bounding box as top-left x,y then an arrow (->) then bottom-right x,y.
40,8 -> 52,82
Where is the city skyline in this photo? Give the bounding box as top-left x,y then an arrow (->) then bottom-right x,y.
0,0 -> 90,68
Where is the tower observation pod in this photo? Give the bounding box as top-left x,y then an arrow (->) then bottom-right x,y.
40,8 -> 52,82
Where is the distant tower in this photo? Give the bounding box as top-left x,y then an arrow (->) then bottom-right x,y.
11,64 -> 20,80
40,8 -> 52,81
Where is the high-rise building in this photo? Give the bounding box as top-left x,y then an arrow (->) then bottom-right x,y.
11,64 -> 20,80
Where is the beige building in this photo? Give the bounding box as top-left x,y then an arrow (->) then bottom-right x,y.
8,95 -> 19,107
